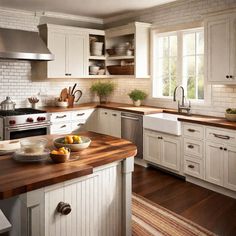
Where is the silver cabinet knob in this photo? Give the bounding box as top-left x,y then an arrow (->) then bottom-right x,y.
57,202 -> 72,215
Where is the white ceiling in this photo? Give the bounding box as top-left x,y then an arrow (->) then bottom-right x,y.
0,0 -> 177,18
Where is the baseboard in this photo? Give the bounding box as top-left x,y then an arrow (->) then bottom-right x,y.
134,158 -> 148,167
186,176 -> 236,199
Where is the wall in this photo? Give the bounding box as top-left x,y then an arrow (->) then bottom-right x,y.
0,8 -> 96,107
106,0 -> 236,117
1,1 -> 236,116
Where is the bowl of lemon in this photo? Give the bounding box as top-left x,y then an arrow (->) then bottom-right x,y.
53,135 -> 91,151
50,147 -> 70,163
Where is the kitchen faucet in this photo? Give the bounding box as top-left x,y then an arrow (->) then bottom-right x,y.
173,86 -> 191,115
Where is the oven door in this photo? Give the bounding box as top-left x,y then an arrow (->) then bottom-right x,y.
4,123 -> 51,140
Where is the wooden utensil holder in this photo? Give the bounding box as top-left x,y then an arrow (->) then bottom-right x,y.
68,95 -> 75,107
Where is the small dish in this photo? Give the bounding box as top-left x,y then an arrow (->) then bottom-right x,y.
20,138 -> 47,154
13,149 -> 50,162
50,152 -> 70,163
54,136 -> 91,151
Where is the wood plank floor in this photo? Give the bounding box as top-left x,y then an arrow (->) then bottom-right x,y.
132,164 -> 236,236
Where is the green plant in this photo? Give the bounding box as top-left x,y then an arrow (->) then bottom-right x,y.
128,89 -> 147,101
226,108 -> 236,114
90,81 -> 115,103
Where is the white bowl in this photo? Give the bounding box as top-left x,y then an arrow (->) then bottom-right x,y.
89,66 -> 100,75
53,136 -> 91,151
56,101 -> 68,107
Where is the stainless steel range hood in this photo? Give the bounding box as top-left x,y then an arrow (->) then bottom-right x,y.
0,28 -> 54,61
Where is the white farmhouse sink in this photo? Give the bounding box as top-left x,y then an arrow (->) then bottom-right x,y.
143,113 -> 181,136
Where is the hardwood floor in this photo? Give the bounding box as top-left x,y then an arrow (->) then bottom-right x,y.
132,164 -> 236,236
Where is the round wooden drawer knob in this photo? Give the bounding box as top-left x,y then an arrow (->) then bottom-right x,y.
57,202 -> 72,215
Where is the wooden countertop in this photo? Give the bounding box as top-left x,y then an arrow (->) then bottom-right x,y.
40,102 -> 163,115
177,115 -> 236,130
0,132 -> 137,200
41,102 -> 236,129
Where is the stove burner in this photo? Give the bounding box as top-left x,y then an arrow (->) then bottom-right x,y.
0,108 -> 46,117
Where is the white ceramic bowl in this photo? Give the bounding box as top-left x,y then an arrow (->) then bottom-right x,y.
53,136 -> 91,151
225,113 -> 236,122
89,66 -> 100,75
56,101 -> 68,107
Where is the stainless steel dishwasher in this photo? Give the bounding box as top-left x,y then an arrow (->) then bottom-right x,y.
121,112 -> 143,159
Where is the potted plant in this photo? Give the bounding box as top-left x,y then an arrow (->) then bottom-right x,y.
128,89 -> 147,107
225,108 -> 236,122
90,81 -> 115,104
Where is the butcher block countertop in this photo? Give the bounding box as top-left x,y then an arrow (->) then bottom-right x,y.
40,102 -> 163,115
177,115 -> 236,130
0,132 -> 137,200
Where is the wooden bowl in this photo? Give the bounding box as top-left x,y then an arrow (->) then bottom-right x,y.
50,152 -> 70,163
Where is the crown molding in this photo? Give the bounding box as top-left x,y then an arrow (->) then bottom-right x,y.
0,7 -> 36,16
37,11 -> 104,25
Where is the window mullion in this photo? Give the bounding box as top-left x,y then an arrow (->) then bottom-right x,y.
177,31 -> 183,87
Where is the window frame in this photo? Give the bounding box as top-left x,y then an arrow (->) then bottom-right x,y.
151,26 -> 211,105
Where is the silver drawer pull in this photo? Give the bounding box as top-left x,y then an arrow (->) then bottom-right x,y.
121,116 -> 139,121
56,115 -> 67,119
187,128 -> 196,132
77,123 -> 84,126
212,133 -> 231,140
188,164 -> 195,169
60,125 -> 66,128
188,144 -> 194,149
76,113 -> 85,116
112,114 -> 117,116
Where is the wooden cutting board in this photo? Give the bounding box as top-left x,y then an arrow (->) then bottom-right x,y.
60,88 -> 68,101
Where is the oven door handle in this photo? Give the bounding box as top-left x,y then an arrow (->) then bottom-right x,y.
6,123 -> 51,131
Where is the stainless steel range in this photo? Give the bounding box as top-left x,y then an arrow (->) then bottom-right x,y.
0,108 -> 51,140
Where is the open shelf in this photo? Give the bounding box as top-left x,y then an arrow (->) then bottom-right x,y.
89,56 -> 106,60
106,55 -> 134,60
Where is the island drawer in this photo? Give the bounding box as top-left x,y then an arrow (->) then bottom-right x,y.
50,123 -> 71,134
183,123 -> 204,140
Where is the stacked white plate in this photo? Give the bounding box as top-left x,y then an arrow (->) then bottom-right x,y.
91,42 -> 103,56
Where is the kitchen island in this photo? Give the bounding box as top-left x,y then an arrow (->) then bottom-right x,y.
0,131 -> 137,236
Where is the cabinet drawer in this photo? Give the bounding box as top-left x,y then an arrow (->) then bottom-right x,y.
206,127 -> 236,146
183,124 -> 204,139
50,123 -> 71,134
71,109 -> 94,121
71,120 -> 86,133
51,112 -> 71,123
184,158 -> 203,179
184,138 -> 203,159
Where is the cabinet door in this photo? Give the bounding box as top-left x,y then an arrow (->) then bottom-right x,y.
224,145 -> 236,191
207,16 -> 231,83
98,109 -> 110,135
67,33 -> 88,77
110,111 -> 121,138
143,131 -> 161,164
205,141 -> 224,186
48,31 -> 66,78
161,136 -> 180,171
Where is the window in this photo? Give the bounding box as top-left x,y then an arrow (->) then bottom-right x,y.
153,27 -> 204,101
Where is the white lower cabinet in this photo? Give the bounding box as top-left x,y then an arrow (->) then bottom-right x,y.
144,129 -> 180,172
205,141 -> 224,186
224,145 -> 236,191
90,109 -> 121,138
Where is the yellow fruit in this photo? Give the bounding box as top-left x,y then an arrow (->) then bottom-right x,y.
65,135 -> 74,144
59,147 -> 69,154
51,150 -> 58,154
58,150 -> 65,155
73,135 -> 82,143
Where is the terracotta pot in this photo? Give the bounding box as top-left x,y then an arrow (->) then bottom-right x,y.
133,100 -> 141,107
99,95 -> 108,104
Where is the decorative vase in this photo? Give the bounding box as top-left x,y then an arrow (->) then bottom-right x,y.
133,100 -> 141,107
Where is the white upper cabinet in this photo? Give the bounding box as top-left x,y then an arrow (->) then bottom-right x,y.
205,11 -> 236,84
